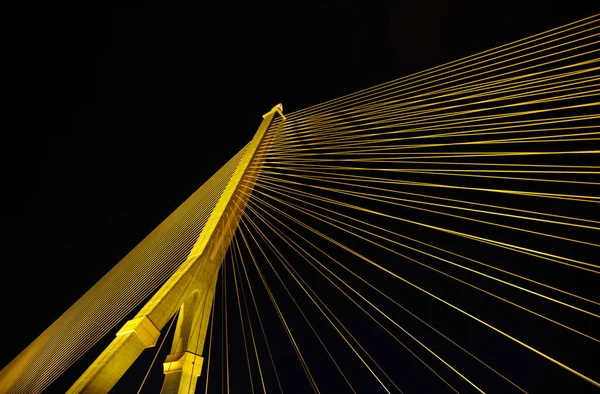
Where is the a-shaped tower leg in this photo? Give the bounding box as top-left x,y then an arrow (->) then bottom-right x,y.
160,273 -> 218,393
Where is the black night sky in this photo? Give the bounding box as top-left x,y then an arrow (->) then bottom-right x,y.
3,2 -> 600,393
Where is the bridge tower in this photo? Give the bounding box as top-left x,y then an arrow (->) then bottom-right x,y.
66,105 -> 285,393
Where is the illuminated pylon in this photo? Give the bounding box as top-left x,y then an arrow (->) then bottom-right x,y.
66,105 -> 285,393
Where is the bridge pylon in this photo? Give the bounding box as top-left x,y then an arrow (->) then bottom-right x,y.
66,104 -> 285,394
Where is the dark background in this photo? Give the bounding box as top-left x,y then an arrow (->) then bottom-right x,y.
3,2 -> 599,393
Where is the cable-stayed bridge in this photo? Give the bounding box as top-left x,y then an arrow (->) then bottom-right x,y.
1,13 -> 599,394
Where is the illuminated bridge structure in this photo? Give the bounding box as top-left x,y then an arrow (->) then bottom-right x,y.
1,14 -> 599,394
